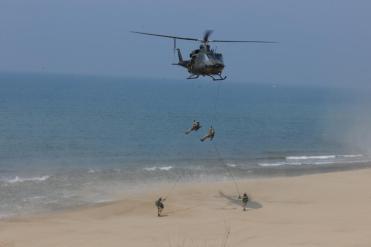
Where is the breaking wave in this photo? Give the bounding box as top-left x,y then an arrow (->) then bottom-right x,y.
1,175 -> 50,184
143,166 -> 173,171
340,154 -> 363,158
286,154 -> 363,160
226,163 -> 237,168
286,155 -> 336,160
259,162 -> 302,167
259,154 -> 367,167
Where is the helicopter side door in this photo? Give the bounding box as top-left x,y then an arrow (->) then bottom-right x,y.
192,52 -> 213,72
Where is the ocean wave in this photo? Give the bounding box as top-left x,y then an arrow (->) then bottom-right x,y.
259,162 -> 285,167
143,166 -> 173,171
260,154 -> 367,167
339,154 -> 363,158
286,154 -> 364,161
28,196 -> 47,200
259,162 -> 302,167
226,163 -> 237,168
0,213 -> 13,219
1,175 -> 50,184
313,161 -> 334,165
286,155 -> 336,160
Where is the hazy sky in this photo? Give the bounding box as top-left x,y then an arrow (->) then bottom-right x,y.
0,0 -> 370,85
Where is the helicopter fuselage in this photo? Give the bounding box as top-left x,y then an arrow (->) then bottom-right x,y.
174,45 -> 226,80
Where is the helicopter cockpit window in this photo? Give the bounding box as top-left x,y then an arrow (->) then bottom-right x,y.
215,53 -> 223,62
190,49 -> 200,58
207,54 -> 215,59
206,53 -> 219,60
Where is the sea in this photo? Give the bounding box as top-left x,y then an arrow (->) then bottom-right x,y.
0,72 -> 370,218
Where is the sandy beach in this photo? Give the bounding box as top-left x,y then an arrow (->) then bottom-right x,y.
1,168 -> 371,247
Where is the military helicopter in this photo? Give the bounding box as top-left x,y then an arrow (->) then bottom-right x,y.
131,30 -> 276,81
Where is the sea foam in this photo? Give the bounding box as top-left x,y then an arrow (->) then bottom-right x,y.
144,166 -> 173,171
286,154 -> 363,160
286,155 -> 336,160
259,153 -> 366,167
226,163 -> 237,168
2,175 -> 50,184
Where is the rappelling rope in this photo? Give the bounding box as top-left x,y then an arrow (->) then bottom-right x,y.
211,81 -> 221,125
161,81 -> 203,200
163,170 -> 183,199
209,81 -> 241,196
191,80 -> 203,117
212,141 -> 241,197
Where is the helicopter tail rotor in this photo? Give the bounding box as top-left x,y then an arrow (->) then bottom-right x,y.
176,48 -> 183,63
172,49 -> 188,68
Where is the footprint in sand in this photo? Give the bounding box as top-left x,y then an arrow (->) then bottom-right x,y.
0,241 -> 14,247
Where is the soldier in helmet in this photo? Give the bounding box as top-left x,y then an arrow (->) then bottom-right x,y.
185,120 -> 201,135
155,197 -> 166,217
240,193 -> 249,211
200,126 -> 215,142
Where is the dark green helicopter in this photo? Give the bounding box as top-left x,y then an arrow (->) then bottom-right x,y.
131,30 -> 276,81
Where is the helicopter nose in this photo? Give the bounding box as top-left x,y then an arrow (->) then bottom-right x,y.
213,63 -> 224,69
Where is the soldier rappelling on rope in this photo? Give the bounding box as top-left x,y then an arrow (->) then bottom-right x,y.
185,120 -> 201,135
200,126 -> 215,142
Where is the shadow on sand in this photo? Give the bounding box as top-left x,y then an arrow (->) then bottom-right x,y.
218,191 -> 263,209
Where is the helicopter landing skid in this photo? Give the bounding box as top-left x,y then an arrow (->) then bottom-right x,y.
187,75 -> 199,80
209,74 -> 227,81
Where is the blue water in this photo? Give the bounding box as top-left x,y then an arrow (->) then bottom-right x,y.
0,73 -> 370,217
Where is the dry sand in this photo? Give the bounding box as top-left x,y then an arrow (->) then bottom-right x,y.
1,168 -> 371,247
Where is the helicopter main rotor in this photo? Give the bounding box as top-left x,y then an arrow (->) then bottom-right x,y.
131,30 -> 277,45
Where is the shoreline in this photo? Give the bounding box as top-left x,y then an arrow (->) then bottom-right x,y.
1,168 -> 371,246
1,162 -> 371,221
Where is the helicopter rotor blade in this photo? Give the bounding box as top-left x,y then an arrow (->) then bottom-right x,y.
131,31 -> 278,44
203,30 -> 213,42
131,31 -> 200,41
209,40 -> 278,43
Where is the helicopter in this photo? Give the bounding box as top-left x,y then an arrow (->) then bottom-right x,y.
131,30 -> 276,81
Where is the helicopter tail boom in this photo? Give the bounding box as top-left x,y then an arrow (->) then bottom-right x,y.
172,49 -> 189,68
